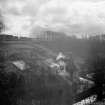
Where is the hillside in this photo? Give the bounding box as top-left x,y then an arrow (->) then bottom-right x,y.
1,34 -> 105,105
0,35 -> 74,105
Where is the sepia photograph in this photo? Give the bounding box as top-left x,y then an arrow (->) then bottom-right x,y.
0,0 -> 105,105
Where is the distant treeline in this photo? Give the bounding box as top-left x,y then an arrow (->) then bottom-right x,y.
0,34 -> 32,41
38,34 -> 105,59
1,33 -> 105,41
1,33 -> 105,59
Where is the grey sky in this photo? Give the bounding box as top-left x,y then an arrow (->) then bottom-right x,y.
0,0 -> 105,37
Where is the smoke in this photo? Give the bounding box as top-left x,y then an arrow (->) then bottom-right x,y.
0,0 -> 105,37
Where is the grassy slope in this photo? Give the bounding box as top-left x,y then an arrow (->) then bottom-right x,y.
0,39 -> 73,105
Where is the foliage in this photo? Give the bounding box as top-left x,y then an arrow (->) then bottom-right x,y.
84,36 -> 105,101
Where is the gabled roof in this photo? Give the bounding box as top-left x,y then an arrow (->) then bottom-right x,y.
12,60 -> 26,71
56,52 -> 66,60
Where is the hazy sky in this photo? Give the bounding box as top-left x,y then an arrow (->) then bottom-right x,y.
0,0 -> 105,37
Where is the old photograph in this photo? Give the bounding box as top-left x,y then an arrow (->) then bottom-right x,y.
0,0 -> 105,105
